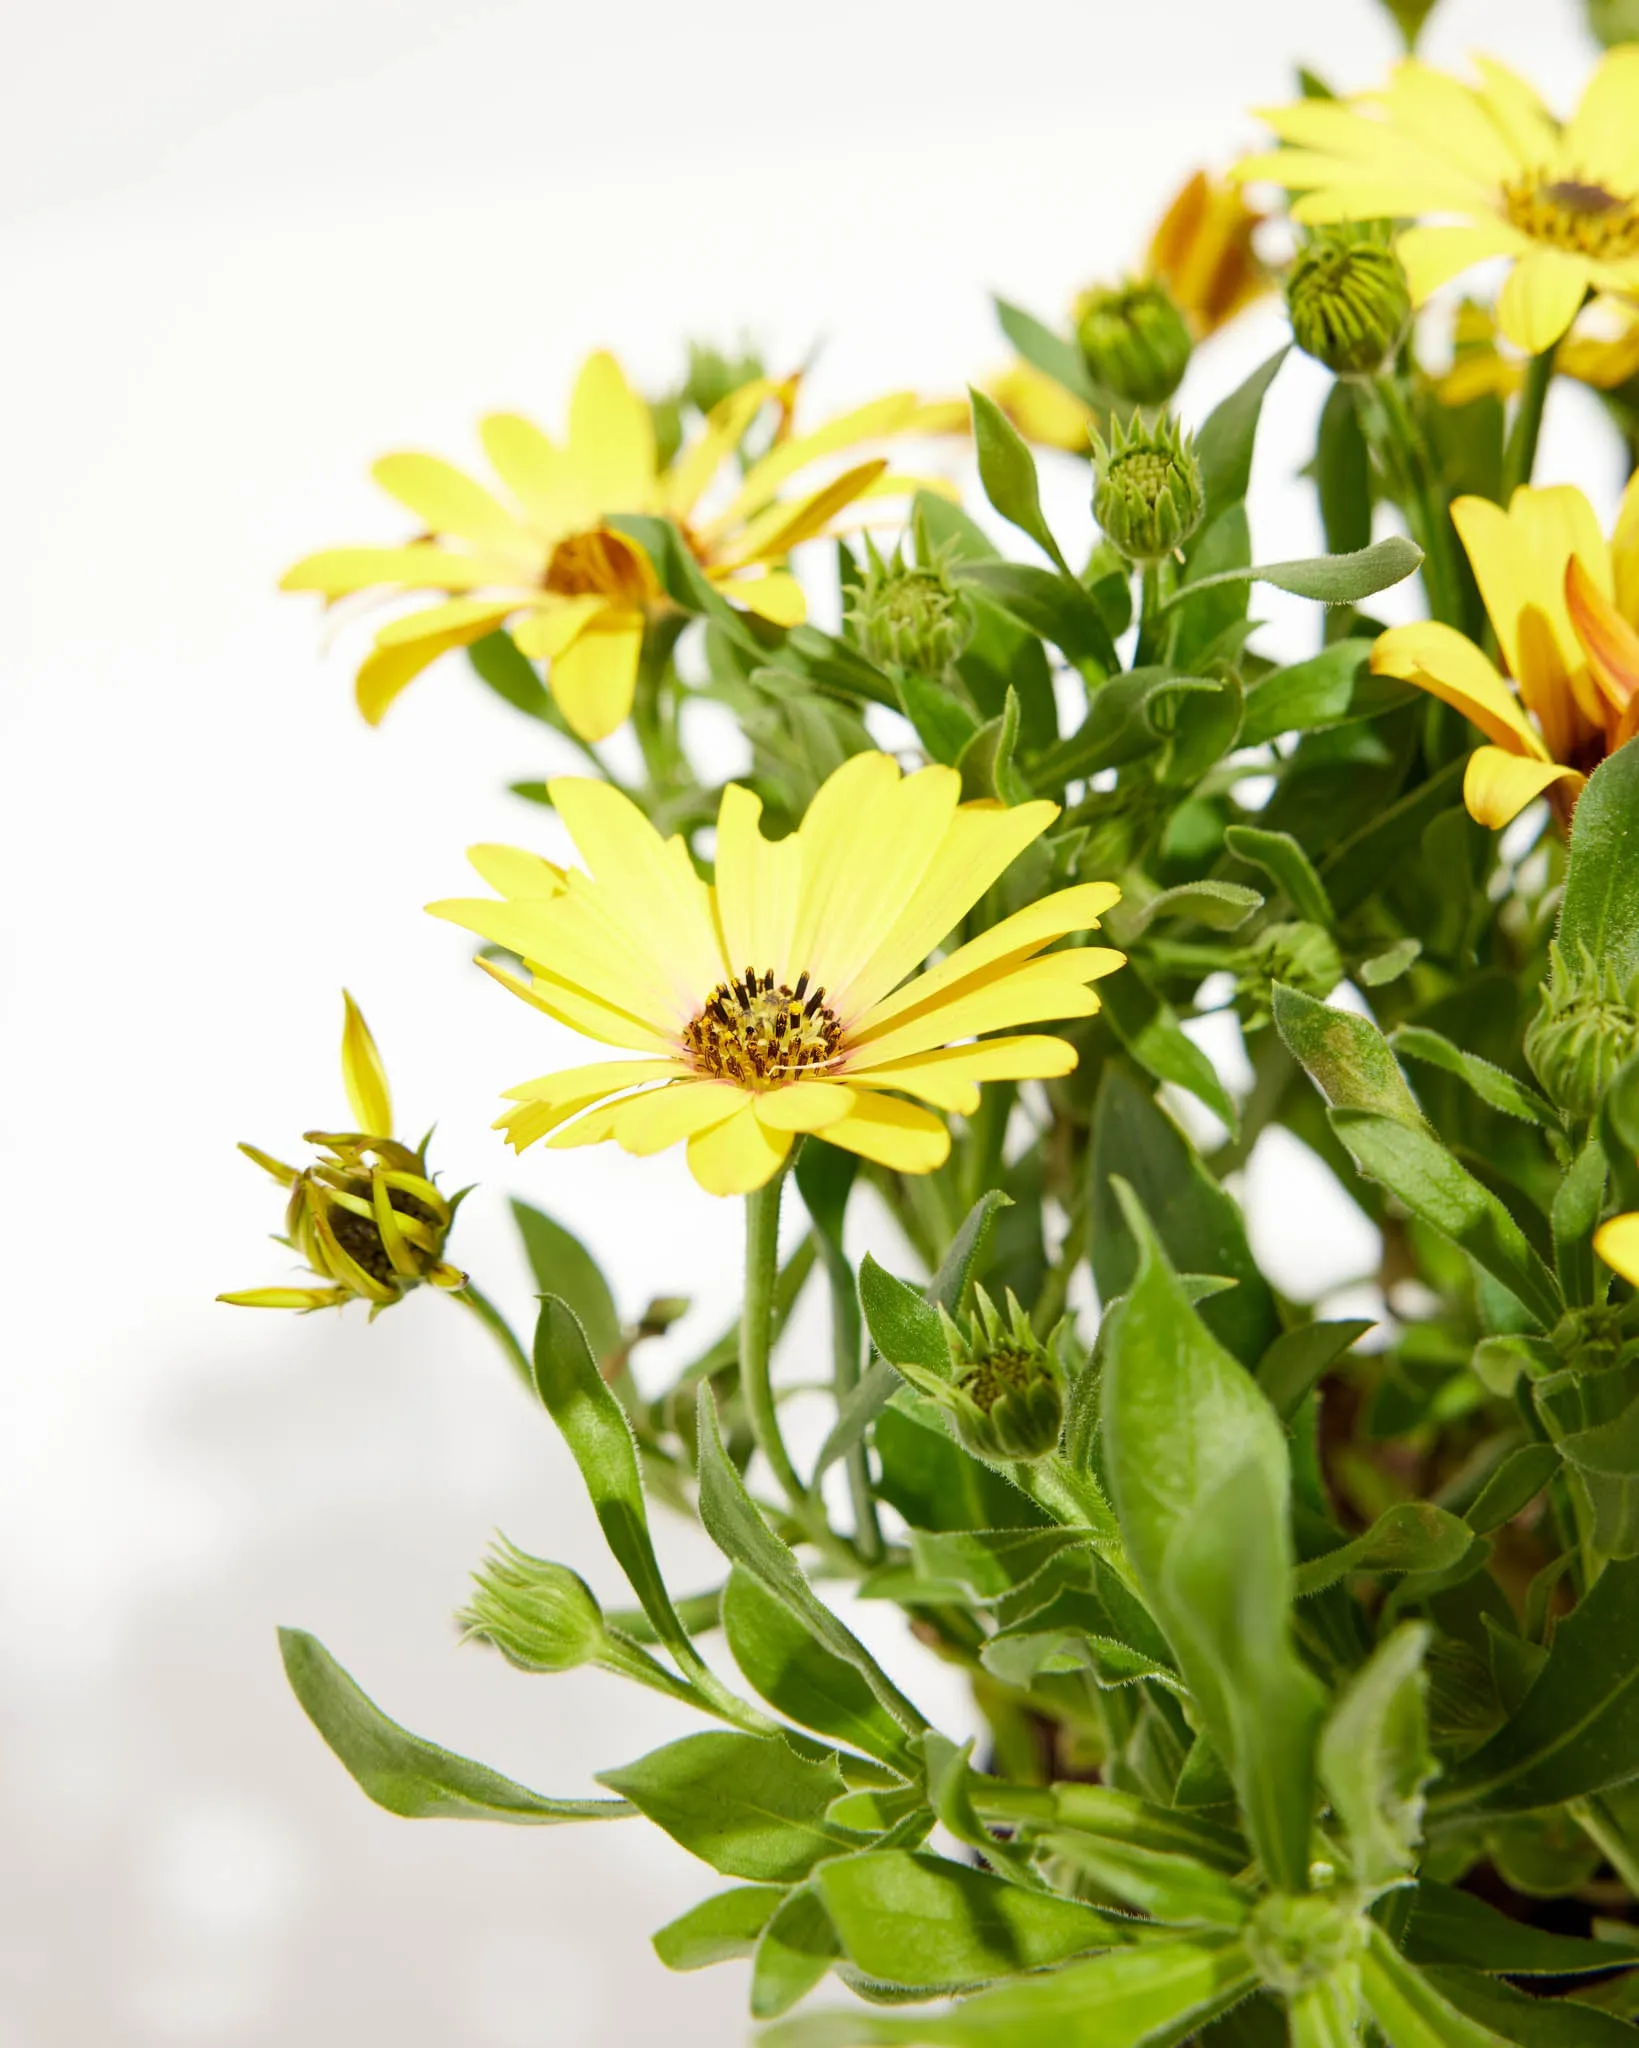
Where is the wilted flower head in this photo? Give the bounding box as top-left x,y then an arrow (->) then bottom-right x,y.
219,993 -> 466,1314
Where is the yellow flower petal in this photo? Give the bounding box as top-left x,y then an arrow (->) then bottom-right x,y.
1595,1211 -> 1639,1288
494,1062 -> 677,1150
478,413 -> 592,534
218,1287 -> 350,1311
340,991 -> 392,1134
511,594 -> 607,662
717,460 -> 891,571
1471,57 -> 1559,167
465,844 -> 569,901
818,1095 -> 951,1176
855,882 -> 1123,1041
371,453 -> 531,558
355,605 -> 516,724
1369,620 -> 1545,756
548,615 -> 644,742
1562,46 -> 1639,197
1613,470 -> 1639,627
611,1080 -> 745,1156
719,570 -> 806,626
1382,60 -> 1526,185
1395,222 -> 1527,306
661,380 -> 780,520
985,362 -> 1094,452
1567,554 -> 1639,730
280,545 -> 522,596
719,394 -> 921,530
851,1034 -> 1079,1112
686,1102 -> 792,1196
849,950 -> 1118,1070
567,352 -> 658,512
751,1083 -> 858,1134
375,596 -> 523,647
1497,249 -> 1594,356
467,953 -> 677,1056
1463,747 -> 1582,829
714,782 -> 803,990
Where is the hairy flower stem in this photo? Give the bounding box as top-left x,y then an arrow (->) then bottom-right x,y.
1134,558 -> 1176,667
816,1231 -> 883,1563
742,1172 -> 809,1515
1364,373 -> 1464,628
1502,347 -> 1555,502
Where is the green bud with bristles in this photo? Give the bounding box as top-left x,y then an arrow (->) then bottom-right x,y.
1091,412 -> 1205,564
847,536 -> 974,678
1074,280 -> 1193,407
1236,921 -> 1344,1032
1526,943 -> 1639,1117
1286,224 -> 1411,379
458,1537 -> 609,1673
938,1286 -> 1067,1463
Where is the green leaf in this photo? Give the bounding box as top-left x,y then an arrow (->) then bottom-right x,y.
1423,1969 -> 1639,2048
993,295 -> 1104,409
1090,1065 -> 1280,1367
1464,1444 -> 1562,1535
1390,1029 -> 1562,1132
696,1386 -> 930,1737
1029,665 -> 1182,785
1256,1321 -> 1373,1423
819,1848 -> 1123,1990
1359,940 -> 1424,989
600,1731 -> 866,1882
1553,730 -> 1639,988
1099,966 -> 1241,1137
1406,1884 -> 1637,1978
859,1257 -> 951,1378
907,1527 -> 1095,1603
1198,348 -> 1288,520
1101,1182 -> 1326,1889
968,387 -> 1070,573
1161,536 -> 1422,612
896,669 -> 982,767
277,1628 -> 632,1825
1435,1556 -> 1639,1813
1316,380 -> 1372,555
1295,1505 -> 1475,1596
531,1295 -> 700,1671
952,559 -> 1119,671
606,512 -> 761,649
754,1885 -> 842,2019
511,1200 -> 622,1361
1225,825 -> 1334,927
1122,881 -> 1265,938
1038,1833 -> 1252,1926
723,1567 -> 921,1775
1322,755 -> 1467,919
468,630 -> 552,721
956,687 -> 1030,806
653,1885 -> 785,1971
929,1190 -> 1012,1313
1274,984 -> 1427,1129
759,1931 -> 1257,2047
1319,1623 -> 1434,1884
1048,1782 -> 1249,1872
1328,1111 -> 1562,1331
1360,1923 -> 1514,2048
1240,642 -> 1409,748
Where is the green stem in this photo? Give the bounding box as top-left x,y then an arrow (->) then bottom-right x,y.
817,1234 -> 883,1563
1502,347 -> 1555,501
742,1172 -> 807,1513
1367,373 -> 1465,627
1134,558 -> 1174,668
1571,1796 -> 1639,1896
599,1628 -> 778,1736
451,1284 -> 533,1393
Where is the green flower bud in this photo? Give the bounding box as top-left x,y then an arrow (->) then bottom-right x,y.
684,338 -> 766,418
1588,0 -> 1639,49
1379,0 -> 1439,49
1074,281 -> 1193,407
1236,921 -> 1344,1032
1246,1893 -> 1365,1997
941,1288 -> 1066,1463
1091,413 -> 1205,565
1525,944 -> 1639,1117
847,538 -> 974,678
1286,225 -> 1412,379
458,1537 -> 608,1673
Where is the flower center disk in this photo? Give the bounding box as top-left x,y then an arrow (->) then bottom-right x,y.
682,969 -> 842,1088
1503,171 -> 1639,258
543,528 -> 652,605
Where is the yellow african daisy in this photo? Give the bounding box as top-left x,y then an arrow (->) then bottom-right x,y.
1236,50 -> 1639,354
282,351 -> 955,743
1371,475 -> 1639,827
428,754 -> 1124,1197
1436,295 -> 1639,407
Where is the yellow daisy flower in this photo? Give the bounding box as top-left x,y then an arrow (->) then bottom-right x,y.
282,351 -> 953,743
219,992 -> 467,1312
1436,295 -> 1639,407
1236,50 -> 1639,354
428,754 -> 1125,1198
1370,475 -> 1639,826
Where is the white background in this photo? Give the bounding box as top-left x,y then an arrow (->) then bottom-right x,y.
0,2 -> 1611,2041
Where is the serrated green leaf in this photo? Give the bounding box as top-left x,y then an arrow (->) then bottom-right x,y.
754,1884 -> 842,2019
1296,1505 -> 1475,1596
1319,1623 -> 1434,1883
512,1200 -> 621,1361
1361,1924 -> 1514,2048
277,1628 -> 632,1825
1274,984 -> 1427,1130
907,1526 -> 1095,1603
1406,1884 -> 1636,1978
653,1885 -> 785,1972
1123,881 -> 1265,937
1225,825 -> 1335,927
1553,724 -> 1639,989
1039,1832 -> 1253,1926
1391,1028 -> 1562,1132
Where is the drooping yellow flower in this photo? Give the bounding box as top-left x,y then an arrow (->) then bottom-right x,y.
1147,169 -> 1268,340
282,352 -> 954,743
1236,50 -> 1639,354
429,755 -> 1124,1197
1371,476 -> 1639,826
219,992 -> 467,1312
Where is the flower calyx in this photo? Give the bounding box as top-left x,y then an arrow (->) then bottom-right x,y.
847,536 -> 975,680
1091,411 -> 1205,565
1525,942 -> 1639,1118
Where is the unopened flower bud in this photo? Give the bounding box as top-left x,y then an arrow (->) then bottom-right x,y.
1091,413 -> 1205,564
847,538 -> 974,678
1286,225 -> 1411,379
1246,1893 -> 1364,1997
459,1538 -> 608,1672
1074,281 -> 1194,406
1236,922 -> 1344,1032
1526,943 -> 1639,1117
942,1288 -> 1066,1463
219,992 -> 467,1314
